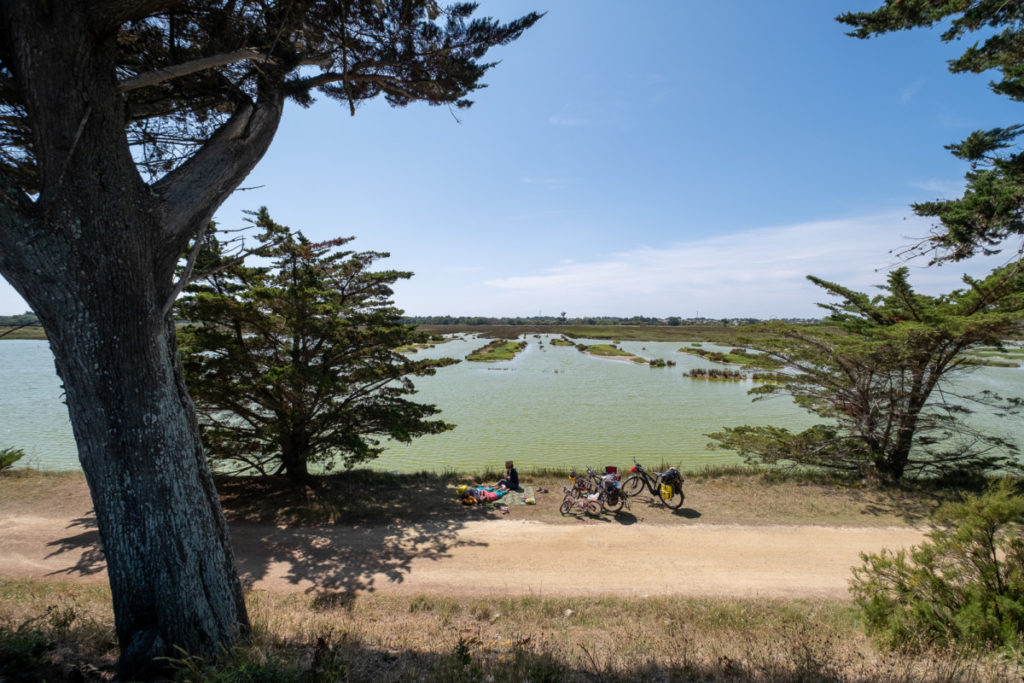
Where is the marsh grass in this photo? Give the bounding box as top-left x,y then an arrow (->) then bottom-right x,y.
464,339 -> 527,362
1,578 -> 1017,681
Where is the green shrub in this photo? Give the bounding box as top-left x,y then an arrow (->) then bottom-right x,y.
850,479 -> 1024,653
0,447 -> 24,472
0,618 -> 55,681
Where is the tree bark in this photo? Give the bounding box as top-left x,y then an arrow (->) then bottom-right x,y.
49,294 -> 250,679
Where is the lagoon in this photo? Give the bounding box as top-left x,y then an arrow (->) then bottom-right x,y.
3,335 -> 1023,473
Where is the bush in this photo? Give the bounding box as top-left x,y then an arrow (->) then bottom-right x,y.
0,447 -> 24,473
0,618 -> 55,681
850,479 -> 1024,653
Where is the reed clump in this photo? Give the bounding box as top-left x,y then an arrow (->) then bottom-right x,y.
687,367 -> 746,381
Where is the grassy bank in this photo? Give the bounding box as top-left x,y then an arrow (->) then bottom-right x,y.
2,465 -> 966,529
0,577 -> 1016,681
0,325 -> 46,340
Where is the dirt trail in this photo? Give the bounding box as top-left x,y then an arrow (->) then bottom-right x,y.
0,513 -> 925,599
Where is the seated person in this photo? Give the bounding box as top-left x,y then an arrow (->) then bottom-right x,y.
496,460 -> 519,491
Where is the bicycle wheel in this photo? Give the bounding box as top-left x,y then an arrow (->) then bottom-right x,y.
622,474 -> 645,497
559,496 -> 573,515
658,479 -> 685,509
583,499 -> 602,516
602,490 -> 624,513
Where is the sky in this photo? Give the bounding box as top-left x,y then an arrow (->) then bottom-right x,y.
1,0 -> 1021,319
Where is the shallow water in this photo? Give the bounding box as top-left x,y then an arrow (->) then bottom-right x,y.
2,336 -> 1022,474
0,340 -> 77,470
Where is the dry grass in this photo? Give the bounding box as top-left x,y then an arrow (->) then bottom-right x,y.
0,578 -> 1018,681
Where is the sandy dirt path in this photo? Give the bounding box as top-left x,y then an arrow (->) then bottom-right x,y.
0,513 -> 925,600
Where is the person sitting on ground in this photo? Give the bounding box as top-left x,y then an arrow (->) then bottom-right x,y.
496,460 -> 519,491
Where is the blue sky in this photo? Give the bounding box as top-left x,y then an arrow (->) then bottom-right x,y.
1,1 -> 1019,318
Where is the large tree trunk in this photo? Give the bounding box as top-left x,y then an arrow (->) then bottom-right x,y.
46,294 -> 250,678
0,3 -> 278,677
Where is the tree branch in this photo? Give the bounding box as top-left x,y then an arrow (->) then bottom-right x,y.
152,88 -> 285,253
161,220 -> 210,319
119,48 -> 277,93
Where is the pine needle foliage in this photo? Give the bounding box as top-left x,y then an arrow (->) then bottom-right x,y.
177,208 -> 456,483
708,266 -> 1024,483
838,1 -> 1024,263
850,479 -> 1024,653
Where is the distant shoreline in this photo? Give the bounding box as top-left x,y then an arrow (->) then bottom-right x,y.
0,326 -> 45,340
1,323 -> 751,344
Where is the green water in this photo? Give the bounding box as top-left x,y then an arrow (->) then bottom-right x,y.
371,335 -> 819,473
3,336 -> 1022,474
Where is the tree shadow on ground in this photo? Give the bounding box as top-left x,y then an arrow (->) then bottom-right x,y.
216,471 -> 508,596
43,471 -> 502,594
45,513 -> 106,577
232,518 -> 485,596
845,483 -> 963,526
41,506 -> 482,600
215,470 -> 507,527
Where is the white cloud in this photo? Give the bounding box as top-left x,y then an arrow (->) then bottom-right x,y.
473,213 -> 1012,318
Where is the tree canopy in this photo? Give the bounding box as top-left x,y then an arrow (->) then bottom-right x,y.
177,209 -> 455,482
838,2 -> 1024,263
708,267 -> 1024,483
1,1 -> 541,193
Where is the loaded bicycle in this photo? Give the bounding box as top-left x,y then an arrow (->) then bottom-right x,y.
559,469 -> 601,516
621,457 -> 685,509
586,465 -> 626,513
559,467 -> 626,515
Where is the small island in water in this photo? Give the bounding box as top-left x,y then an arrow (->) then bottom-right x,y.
465,339 -> 528,362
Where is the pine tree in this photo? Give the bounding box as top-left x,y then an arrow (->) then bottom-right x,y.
177,209 -> 455,483
708,267 -> 1024,483
838,2 -> 1024,262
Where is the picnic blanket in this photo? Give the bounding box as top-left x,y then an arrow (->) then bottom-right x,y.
502,485 -> 535,506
